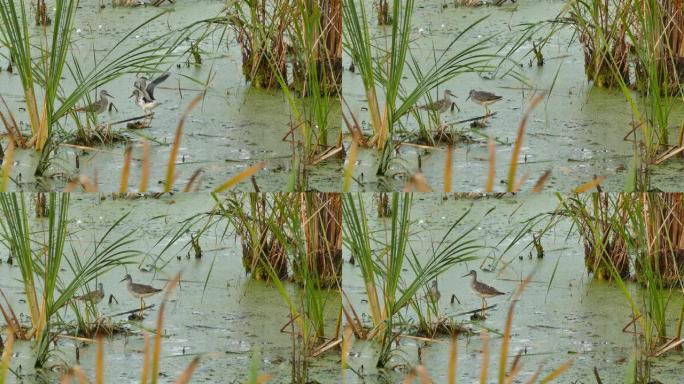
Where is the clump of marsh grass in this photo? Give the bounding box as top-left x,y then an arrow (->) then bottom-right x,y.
533,1 -> 684,164
225,0 -> 290,89
0,0 -> 197,176
0,193 -> 139,367
342,192 -> 481,367
213,192 -> 342,383
558,192 -> 684,381
343,0 -> 498,175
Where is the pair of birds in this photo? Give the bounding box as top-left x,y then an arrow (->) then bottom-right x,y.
74,274 -> 163,315
75,72 -> 170,120
427,270 -> 505,312
416,89 -> 503,116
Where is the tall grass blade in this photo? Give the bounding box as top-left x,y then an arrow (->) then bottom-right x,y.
447,335 -> 457,384
507,94 -> 544,192
120,144 -> 133,193
0,331 -> 13,384
0,139 -> 13,192
212,163 -> 265,193
165,95 -> 203,192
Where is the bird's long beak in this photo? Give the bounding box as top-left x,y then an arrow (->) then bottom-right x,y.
461,272 -> 470,278
128,92 -> 135,99
119,277 -> 127,282
465,95 -> 471,101
105,91 -> 114,98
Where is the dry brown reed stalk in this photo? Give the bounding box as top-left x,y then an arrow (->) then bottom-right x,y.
404,173 -> 431,192
402,365 -> 432,384
486,137 -> 495,193
0,330 -> 14,383
638,193 -> 684,286
165,94 -> 203,192
60,365 -> 89,384
506,94 -> 544,192
539,360 -> 573,383
497,278 -> 529,383
119,144 -> 133,193
444,144 -> 453,193
96,336 -> 104,384
64,175 -> 99,192
479,330 -> 489,384
341,325 -> 353,379
151,274 -> 181,383
0,96 -> 27,148
183,169 -> 204,192
172,357 -> 200,384
0,137 -> 13,192
212,163 -> 265,193
342,130 -> 360,192
573,176 -> 606,193
532,170 -> 552,193
524,364 -> 544,384
139,140 -> 150,193
341,290 -> 367,339
140,333 -> 150,384
447,335 -> 457,384
0,289 -> 34,340
300,193 -> 343,287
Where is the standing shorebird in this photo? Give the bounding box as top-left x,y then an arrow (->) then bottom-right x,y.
75,90 -> 114,115
74,283 -> 105,304
466,89 -> 502,116
120,274 -> 162,315
462,270 -> 505,312
427,280 -> 441,303
130,72 -> 170,119
416,89 -> 457,114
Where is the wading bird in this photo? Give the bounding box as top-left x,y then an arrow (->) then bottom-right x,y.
121,274 -> 162,316
462,270 -> 505,313
466,89 -> 503,116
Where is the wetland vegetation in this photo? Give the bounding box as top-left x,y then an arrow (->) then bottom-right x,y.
0,191 -> 680,383
0,0 -> 683,383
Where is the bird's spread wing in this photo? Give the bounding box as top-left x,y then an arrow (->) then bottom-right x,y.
147,72 -> 170,100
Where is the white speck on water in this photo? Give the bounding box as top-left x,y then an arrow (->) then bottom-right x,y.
418,28 -> 424,33
418,220 -> 424,224
135,35 -> 140,39
441,24 -> 445,29
98,25 -> 103,29
77,220 -> 82,225
76,29 -> 81,34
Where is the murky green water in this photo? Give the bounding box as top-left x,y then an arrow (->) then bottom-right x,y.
343,1 -> 684,192
0,1 -> 342,192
